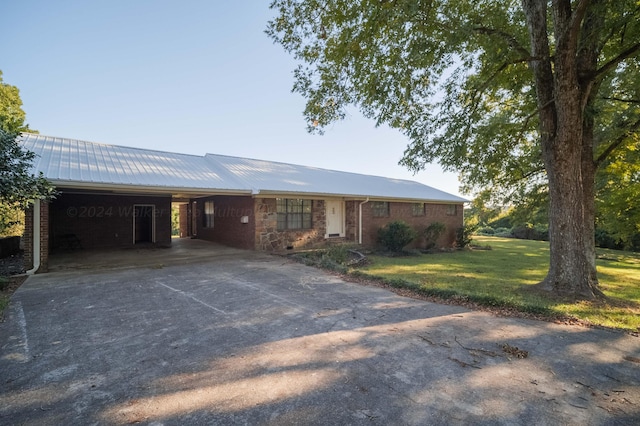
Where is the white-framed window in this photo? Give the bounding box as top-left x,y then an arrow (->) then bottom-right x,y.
446,204 -> 457,216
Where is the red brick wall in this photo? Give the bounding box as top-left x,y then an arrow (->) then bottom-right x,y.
23,204 -> 33,271
178,203 -> 189,237
49,193 -> 171,251
23,201 -> 49,273
194,195 -> 255,249
355,201 -> 464,249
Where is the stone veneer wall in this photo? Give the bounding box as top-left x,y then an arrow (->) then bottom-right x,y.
254,198 -> 327,251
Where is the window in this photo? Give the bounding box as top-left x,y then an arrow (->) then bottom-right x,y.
371,201 -> 389,217
412,203 -> 425,216
277,199 -> 312,230
204,200 -> 214,228
446,204 -> 457,216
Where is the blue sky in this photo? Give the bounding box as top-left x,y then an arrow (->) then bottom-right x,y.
1,0 -> 462,196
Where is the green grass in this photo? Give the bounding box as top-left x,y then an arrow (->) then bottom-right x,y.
356,236 -> 640,332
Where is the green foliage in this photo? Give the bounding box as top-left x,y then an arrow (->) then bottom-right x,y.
0,71 -> 35,134
455,224 -> 475,248
423,221 -> 446,249
267,2 -> 639,197
171,205 -> 180,236
0,130 -> 56,208
476,226 -> 495,235
596,139 -> 640,250
0,72 -> 53,211
322,244 -> 351,266
0,203 -> 24,237
377,221 -> 416,252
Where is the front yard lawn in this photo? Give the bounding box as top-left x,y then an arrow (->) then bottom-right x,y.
357,236 -> 640,332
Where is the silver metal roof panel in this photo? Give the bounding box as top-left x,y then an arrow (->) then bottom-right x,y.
20,133 -> 466,202
20,134 -> 247,191
205,154 -> 466,202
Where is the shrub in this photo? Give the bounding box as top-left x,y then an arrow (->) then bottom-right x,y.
423,222 -> 446,249
377,221 -> 417,252
322,244 -> 351,266
512,224 -> 548,241
476,226 -> 495,235
595,229 -> 624,250
455,224 -> 476,248
494,227 -> 511,235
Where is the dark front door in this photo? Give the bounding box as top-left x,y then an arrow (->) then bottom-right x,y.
134,205 -> 154,244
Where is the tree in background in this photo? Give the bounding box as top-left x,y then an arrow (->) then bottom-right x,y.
267,0 -> 640,299
0,71 -> 54,236
0,71 -> 35,134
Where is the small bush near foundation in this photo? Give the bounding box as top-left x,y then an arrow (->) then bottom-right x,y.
423,222 -> 446,249
455,224 -> 476,248
323,244 -> 351,265
377,221 -> 417,253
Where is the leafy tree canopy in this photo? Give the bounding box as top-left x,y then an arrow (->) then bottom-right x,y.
267,0 -> 638,200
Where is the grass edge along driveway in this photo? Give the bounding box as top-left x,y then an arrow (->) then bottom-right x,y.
356,236 -> 640,332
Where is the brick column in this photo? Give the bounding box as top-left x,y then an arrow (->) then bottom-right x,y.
39,201 -> 49,272
23,204 -> 34,271
22,200 -> 49,273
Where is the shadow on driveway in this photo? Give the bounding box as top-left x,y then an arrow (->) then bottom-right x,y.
1,250 -> 639,425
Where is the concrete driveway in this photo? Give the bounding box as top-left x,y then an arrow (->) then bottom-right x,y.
1,247 -> 639,425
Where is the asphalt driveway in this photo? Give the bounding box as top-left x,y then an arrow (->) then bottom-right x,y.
1,248 -> 639,425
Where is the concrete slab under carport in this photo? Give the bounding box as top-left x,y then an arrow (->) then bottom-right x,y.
47,237 -> 242,272
1,251 -> 639,425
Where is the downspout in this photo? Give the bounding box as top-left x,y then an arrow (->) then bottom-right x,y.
26,199 -> 41,275
358,197 -> 369,245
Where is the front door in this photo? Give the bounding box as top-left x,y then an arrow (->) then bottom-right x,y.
325,200 -> 344,238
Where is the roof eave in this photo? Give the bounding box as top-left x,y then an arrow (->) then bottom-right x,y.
252,189 -> 468,203
50,180 -> 253,197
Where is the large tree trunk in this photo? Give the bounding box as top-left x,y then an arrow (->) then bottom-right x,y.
540,130 -> 600,298
523,0 -> 602,299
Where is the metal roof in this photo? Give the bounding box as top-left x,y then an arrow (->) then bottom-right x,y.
20,133 -> 467,202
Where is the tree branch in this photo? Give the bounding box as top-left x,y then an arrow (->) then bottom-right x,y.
595,116 -> 640,167
469,57 -> 533,106
594,42 -> 640,80
472,26 -> 531,58
601,96 -> 640,104
569,0 -> 591,49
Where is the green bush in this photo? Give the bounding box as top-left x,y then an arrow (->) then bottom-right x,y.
455,224 -> 476,248
322,244 -> 351,266
494,227 -> 511,235
377,221 -> 417,252
476,226 -> 495,235
423,222 -> 446,249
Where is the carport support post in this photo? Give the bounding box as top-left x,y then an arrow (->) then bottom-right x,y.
25,200 -> 49,274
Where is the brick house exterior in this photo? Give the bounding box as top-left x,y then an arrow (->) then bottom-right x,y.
182,196 -> 463,252
20,134 -> 466,272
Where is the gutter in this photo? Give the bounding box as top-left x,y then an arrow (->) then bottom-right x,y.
26,199 -> 40,275
358,197 -> 369,244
